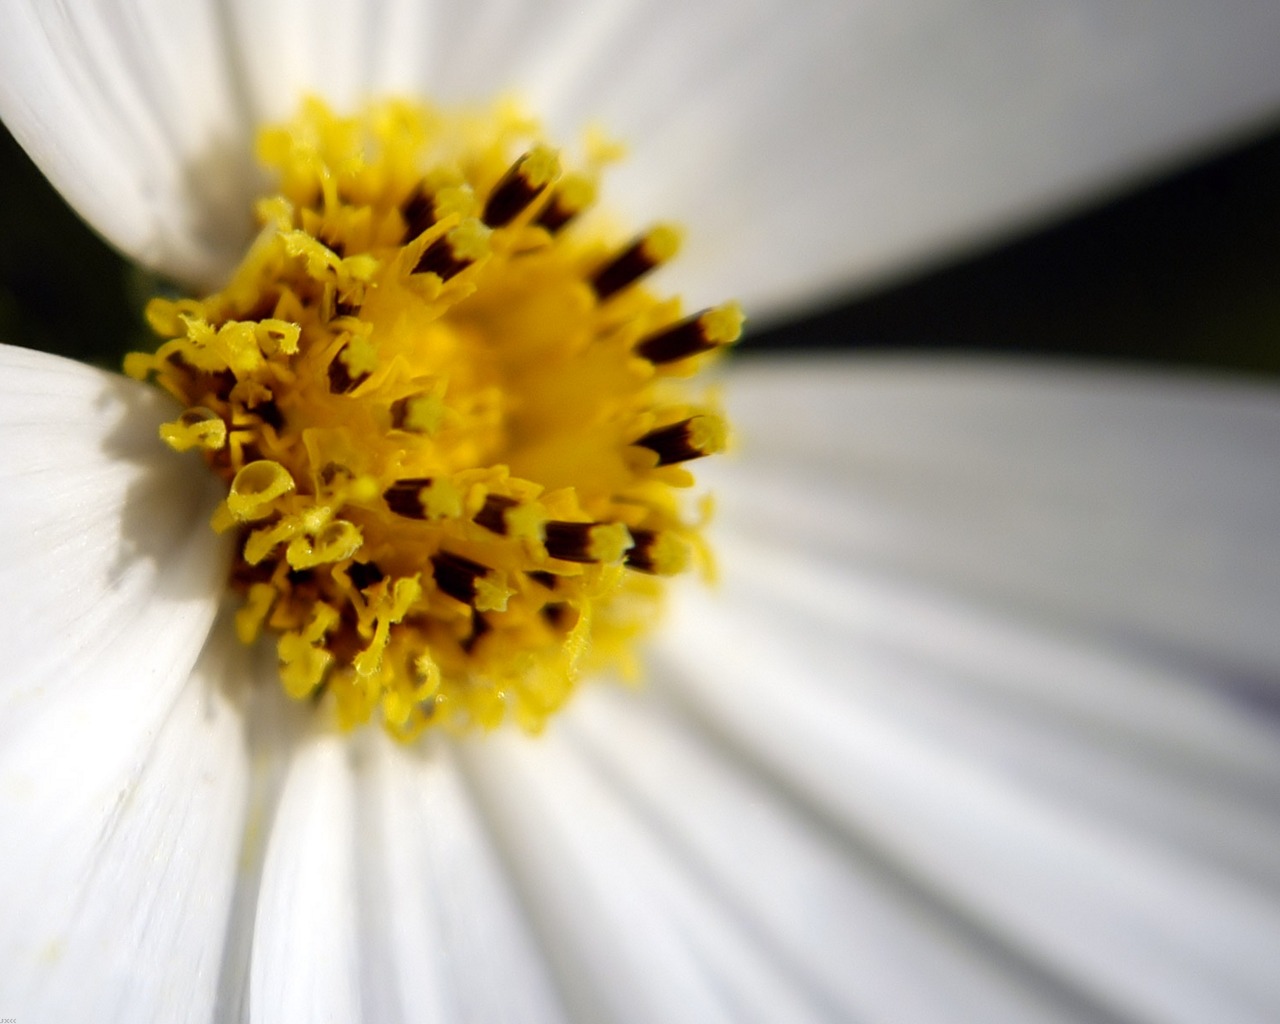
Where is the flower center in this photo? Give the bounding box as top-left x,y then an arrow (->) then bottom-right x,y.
125,98 -> 740,738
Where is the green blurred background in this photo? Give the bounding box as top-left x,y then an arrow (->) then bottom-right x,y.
2,116 -> 1279,377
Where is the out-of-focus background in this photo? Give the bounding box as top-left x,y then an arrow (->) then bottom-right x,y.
2,115 -> 1278,377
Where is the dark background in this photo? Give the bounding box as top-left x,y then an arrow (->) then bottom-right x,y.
3,117 -> 1279,378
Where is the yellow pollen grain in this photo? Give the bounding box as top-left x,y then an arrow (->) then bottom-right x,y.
420,479 -> 463,519
651,534 -> 691,576
446,219 -> 492,262
128,97 -> 737,737
588,523 -> 634,563
399,389 -> 447,435
555,174 -> 596,214
521,146 -> 561,188
339,335 -> 378,377
688,415 -> 728,456
433,185 -> 478,222
641,224 -> 682,263
702,303 -> 745,345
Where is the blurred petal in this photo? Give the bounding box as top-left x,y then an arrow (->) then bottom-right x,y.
0,344 -> 239,1020
0,1 -> 256,283
207,641 -> 315,1024
459,724 -> 828,1024
559,684 -> 1090,1023
249,732 -> 363,1023
0,626 -> 251,1024
714,358 -> 1280,674
643,358 -> 1280,1022
3,1 -> 1280,314
352,735 -> 565,1024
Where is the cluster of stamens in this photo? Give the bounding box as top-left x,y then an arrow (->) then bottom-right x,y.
127,98 -> 740,738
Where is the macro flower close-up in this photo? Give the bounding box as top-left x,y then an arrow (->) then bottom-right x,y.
2,2 -> 1280,1022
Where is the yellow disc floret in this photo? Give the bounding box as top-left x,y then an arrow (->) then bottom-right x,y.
127,97 -> 741,738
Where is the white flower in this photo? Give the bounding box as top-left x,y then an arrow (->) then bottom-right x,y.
1,2 -> 1280,1022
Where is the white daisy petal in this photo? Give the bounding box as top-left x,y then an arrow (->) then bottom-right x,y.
646,359 -> 1280,1022
459,726 -> 829,1024
5,2 -> 1280,311
588,0 -> 1280,315
562,683 -> 1089,1024
713,358 -> 1280,676
655,573 -> 1280,1023
0,344 -> 238,1020
249,731 -> 363,1024
223,0 -> 378,124
208,642 -> 316,1024
0,343 -> 226,752
351,734 -> 564,1024
0,1 -> 256,284
0,623 -> 249,1023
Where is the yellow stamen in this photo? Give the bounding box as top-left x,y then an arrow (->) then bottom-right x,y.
129,97 -> 739,737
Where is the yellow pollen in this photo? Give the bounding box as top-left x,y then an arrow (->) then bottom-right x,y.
641,224 -> 682,263
556,175 -> 595,212
127,97 -> 739,738
444,219 -> 492,262
702,303 -> 745,345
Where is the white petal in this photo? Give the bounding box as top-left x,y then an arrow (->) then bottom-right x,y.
585,1 -> 1280,316
249,730 -> 363,1024
5,2 -> 1280,314
351,734 -> 564,1024
0,622 -> 250,1023
712,357 -> 1280,675
562,684 -> 1087,1023
458,725 -> 828,1024
644,358 -> 1280,1022
655,571 -> 1280,1023
0,1 -> 256,284
0,344 -> 226,754
207,641 -> 317,1024
0,345 -> 238,1020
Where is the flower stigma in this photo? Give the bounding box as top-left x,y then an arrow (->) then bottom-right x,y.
126,99 -> 741,739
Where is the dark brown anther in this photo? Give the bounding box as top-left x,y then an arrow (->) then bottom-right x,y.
333,296 -> 362,318
527,570 -> 559,591
475,494 -> 520,535
623,527 -> 688,576
483,149 -> 558,228
636,311 -> 726,364
327,342 -> 373,394
534,195 -> 577,234
633,416 -> 724,466
534,175 -> 594,234
589,226 -> 680,300
536,195 -> 579,233
412,221 -> 490,281
624,528 -> 660,573
400,185 -> 435,242
383,478 -> 436,520
590,241 -> 656,299
544,521 -> 600,563
431,551 -> 491,606
413,235 -> 467,280
461,613 -> 491,653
